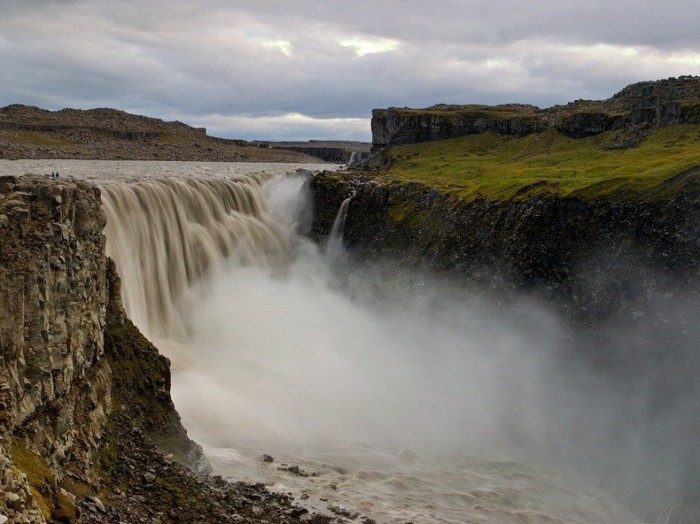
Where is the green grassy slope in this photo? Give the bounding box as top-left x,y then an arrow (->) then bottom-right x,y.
378,125 -> 700,201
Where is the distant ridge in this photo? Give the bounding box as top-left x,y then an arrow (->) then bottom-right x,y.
0,105 -> 320,162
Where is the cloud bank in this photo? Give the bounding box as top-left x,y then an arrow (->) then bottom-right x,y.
2,0 -> 698,140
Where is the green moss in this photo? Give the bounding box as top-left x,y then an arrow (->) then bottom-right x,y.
9,439 -> 55,520
387,198 -> 428,228
54,489 -> 79,521
10,439 -> 55,490
104,313 -> 198,466
61,476 -> 93,500
379,125 -> 700,202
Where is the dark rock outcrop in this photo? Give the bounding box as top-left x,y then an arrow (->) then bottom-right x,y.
308,169 -> 700,319
372,76 -> 700,147
307,168 -> 700,518
255,141 -> 372,164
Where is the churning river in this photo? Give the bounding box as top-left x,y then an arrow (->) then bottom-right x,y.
4,160 -> 689,523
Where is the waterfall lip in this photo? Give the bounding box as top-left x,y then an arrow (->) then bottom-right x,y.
100,169 -> 315,341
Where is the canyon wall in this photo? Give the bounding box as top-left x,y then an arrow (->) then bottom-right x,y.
308,169 -> 699,315
0,176 -> 202,522
307,168 -> 700,513
0,175 -> 110,521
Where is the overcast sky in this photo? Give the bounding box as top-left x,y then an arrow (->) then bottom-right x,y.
2,1 -> 698,141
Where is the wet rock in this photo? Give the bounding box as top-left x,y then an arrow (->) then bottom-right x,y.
328,505 -> 360,519
279,464 -> 310,477
258,454 -> 275,463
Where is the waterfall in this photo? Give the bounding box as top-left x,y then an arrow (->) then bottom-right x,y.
347,151 -> 370,166
100,174 -> 292,341
90,162 -> 666,524
326,193 -> 353,258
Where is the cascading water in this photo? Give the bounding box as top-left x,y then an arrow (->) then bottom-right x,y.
326,192 -> 354,259
101,174 -> 292,341
92,163 -> 653,524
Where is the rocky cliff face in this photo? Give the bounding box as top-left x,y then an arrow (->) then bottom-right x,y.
0,175 -> 335,524
372,76 -> 700,147
308,169 -> 700,516
0,175 -> 110,521
0,176 -> 204,522
308,169 -> 700,320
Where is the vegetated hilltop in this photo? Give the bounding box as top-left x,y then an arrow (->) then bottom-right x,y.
0,105 -> 321,162
363,76 -> 700,202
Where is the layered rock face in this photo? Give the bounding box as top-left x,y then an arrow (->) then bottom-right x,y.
309,170 -> 699,314
0,175 -> 109,521
0,176 -> 205,522
372,76 -> 700,147
308,168 -> 700,515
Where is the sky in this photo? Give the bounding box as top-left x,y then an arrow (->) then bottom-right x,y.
1,1 -> 699,141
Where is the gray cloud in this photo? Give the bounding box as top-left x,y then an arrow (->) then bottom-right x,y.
1,0 -> 698,140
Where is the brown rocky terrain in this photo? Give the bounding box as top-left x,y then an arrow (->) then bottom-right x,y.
0,105 -> 322,163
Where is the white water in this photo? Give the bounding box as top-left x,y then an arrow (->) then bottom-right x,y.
327,192 -> 353,259
1,160 -> 661,523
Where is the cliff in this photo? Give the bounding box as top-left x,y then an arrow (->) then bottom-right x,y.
307,151 -> 700,516
0,175 -> 111,522
372,76 -> 700,147
309,169 -> 699,315
255,141 -> 372,164
346,79 -> 700,293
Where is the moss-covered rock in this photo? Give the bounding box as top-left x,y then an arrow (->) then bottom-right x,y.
103,258 -> 207,471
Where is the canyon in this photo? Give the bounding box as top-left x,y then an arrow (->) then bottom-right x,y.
0,76 -> 698,522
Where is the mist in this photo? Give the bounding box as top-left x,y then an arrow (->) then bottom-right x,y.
102,171 -> 699,523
